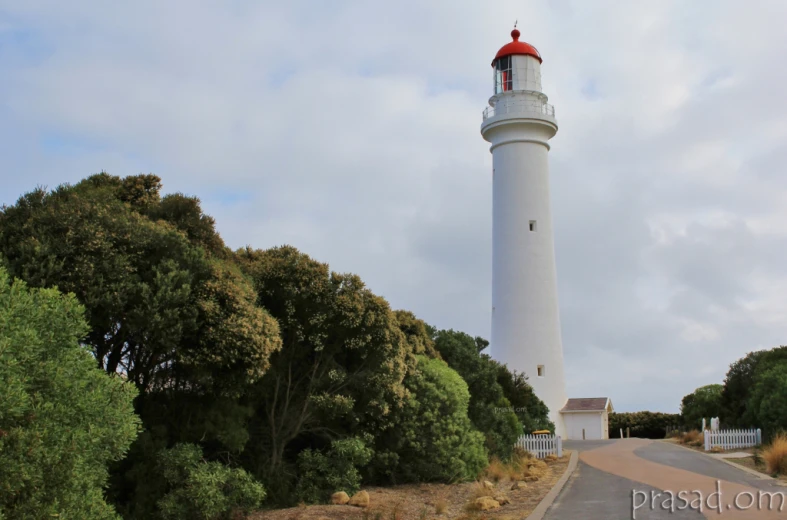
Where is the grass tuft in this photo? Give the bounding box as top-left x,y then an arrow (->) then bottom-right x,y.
762,433 -> 787,475
680,429 -> 704,447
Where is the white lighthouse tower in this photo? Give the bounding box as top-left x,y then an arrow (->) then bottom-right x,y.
481,28 -> 568,437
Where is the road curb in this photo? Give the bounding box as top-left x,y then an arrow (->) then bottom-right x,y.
526,449 -> 579,520
659,440 -> 774,481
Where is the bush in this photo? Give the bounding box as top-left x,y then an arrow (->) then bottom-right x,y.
372,356 -> 488,483
432,330 -> 523,460
295,437 -> 373,504
609,411 -> 682,439
157,444 -> 266,520
762,433 -> 787,476
0,268 -> 140,519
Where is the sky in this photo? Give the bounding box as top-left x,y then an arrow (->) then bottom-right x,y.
2,0 -> 787,414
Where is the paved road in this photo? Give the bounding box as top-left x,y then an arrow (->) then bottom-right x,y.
544,439 -> 787,519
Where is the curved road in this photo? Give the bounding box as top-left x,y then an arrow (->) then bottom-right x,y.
545,439 -> 787,519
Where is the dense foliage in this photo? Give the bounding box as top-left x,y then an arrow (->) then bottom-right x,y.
0,173 -> 552,515
0,268 -> 140,519
680,384 -> 723,429
370,356 -> 488,483
432,330 -> 523,460
157,444 -> 266,520
609,412 -> 681,439
746,362 -> 787,441
719,346 -> 787,430
294,438 -> 373,504
495,363 -> 555,434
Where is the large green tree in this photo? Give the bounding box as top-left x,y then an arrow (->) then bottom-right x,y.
0,173 -> 282,395
680,384 -> 724,429
745,361 -> 787,441
0,174 -> 281,518
235,246 -> 411,502
720,346 -> 787,426
432,329 -> 522,460
0,267 -> 140,519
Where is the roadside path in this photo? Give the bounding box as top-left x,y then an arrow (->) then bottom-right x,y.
544,439 -> 787,519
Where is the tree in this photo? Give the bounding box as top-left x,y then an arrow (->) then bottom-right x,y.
680,384 -> 723,429
372,356 -> 487,483
721,350 -> 768,426
0,267 -> 140,519
0,174 -> 283,517
432,329 -> 522,460
0,174 -> 282,395
495,363 -> 554,433
392,310 -> 439,358
746,361 -> 787,441
721,346 -> 787,426
235,246 -> 411,502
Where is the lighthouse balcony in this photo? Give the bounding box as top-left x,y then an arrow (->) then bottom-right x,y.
482,99 -> 555,121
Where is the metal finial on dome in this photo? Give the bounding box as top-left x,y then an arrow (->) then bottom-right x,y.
511,28 -> 521,41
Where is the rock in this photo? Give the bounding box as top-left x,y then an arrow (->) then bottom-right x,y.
494,495 -> 510,505
331,491 -> 350,505
474,497 -> 501,511
483,480 -> 495,490
510,481 -> 528,490
348,490 -> 370,508
524,475 -> 539,482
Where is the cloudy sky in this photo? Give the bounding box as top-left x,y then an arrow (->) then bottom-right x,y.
2,0 -> 786,414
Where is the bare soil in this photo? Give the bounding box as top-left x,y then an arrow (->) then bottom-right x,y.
251,453 -> 571,520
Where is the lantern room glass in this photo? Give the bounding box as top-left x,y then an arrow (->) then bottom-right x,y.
494,56 -> 513,94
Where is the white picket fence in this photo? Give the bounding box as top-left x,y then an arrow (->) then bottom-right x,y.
704,428 -> 762,451
516,434 -> 563,459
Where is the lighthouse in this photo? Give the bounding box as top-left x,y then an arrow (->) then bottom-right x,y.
481,28 -> 568,437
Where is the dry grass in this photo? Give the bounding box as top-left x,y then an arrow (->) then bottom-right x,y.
762,433 -> 787,475
255,452 -> 572,520
484,457 -> 509,482
470,481 -> 494,500
679,430 -> 704,447
480,448 -> 548,484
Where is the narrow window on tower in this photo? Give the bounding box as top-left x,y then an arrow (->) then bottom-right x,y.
537,365 -> 545,377
529,220 -> 537,232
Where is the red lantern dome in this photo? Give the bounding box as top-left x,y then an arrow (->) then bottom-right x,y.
493,29 -> 542,65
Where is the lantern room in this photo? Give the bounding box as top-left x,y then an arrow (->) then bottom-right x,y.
492,29 -> 543,94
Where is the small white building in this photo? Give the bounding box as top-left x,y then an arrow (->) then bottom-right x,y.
560,398 -> 613,440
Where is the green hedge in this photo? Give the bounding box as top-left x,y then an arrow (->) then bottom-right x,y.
609,412 -> 682,439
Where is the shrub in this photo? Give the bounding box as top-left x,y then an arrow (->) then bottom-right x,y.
609,411 -> 682,439
0,268 -> 140,519
157,444 -> 266,520
432,330 -> 524,460
295,437 -> 373,504
762,433 -> 787,475
371,356 -> 488,483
